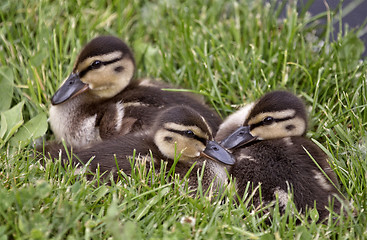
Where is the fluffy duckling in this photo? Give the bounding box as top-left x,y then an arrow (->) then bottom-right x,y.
218,91 -> 342,220
49,36 -> 222,148
47,106 -> 234,192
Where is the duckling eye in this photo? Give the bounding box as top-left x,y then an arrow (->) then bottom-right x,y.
263,116 -> 274,125
184,130 -> 195,138
91,60 -> 102,69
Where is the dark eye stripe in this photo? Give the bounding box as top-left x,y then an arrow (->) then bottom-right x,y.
79,56 -> 123,78
250,116 -> 294,130
166,128 -> 207,146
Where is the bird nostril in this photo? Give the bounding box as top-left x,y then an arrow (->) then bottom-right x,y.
212,146 -> 219,151
238,131 -> 244,135
69,80 -> 74,85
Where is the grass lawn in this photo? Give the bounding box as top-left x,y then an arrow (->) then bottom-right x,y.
1,0 -> 366,239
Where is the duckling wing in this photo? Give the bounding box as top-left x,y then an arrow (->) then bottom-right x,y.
291,137 -> 340,187
112,84 -> 222,135
99,105 -> 137,139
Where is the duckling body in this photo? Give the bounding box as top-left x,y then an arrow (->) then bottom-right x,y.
47,106 -> 234,192
49,36 -> 221,148
218,91 -> 342,220
229,137 -> 340,219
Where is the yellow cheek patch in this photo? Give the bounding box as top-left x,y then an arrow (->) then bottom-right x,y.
79,56 -> 134,98
250,116 -> 305,139
154,128 -> 206,161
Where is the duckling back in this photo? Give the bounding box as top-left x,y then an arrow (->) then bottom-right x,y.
103,80 -> 222,139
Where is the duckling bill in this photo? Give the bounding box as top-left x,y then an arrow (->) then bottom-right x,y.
217,91 -> 344,221
220,125 -> 256,149
51,72 -> 89,105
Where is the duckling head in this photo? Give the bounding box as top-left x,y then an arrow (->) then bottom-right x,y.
51,36 -> 135,105
153,106 -> 235,165
221,91 -> 308,149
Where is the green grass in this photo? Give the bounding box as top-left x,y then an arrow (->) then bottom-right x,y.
1,0 -> 367,239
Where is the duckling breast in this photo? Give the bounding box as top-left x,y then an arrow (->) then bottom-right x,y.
49,97 -> 101,147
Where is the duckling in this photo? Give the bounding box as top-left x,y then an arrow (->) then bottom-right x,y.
217,91 -> 342,220
49,36 -> 222,148
47,106 -> 234,192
